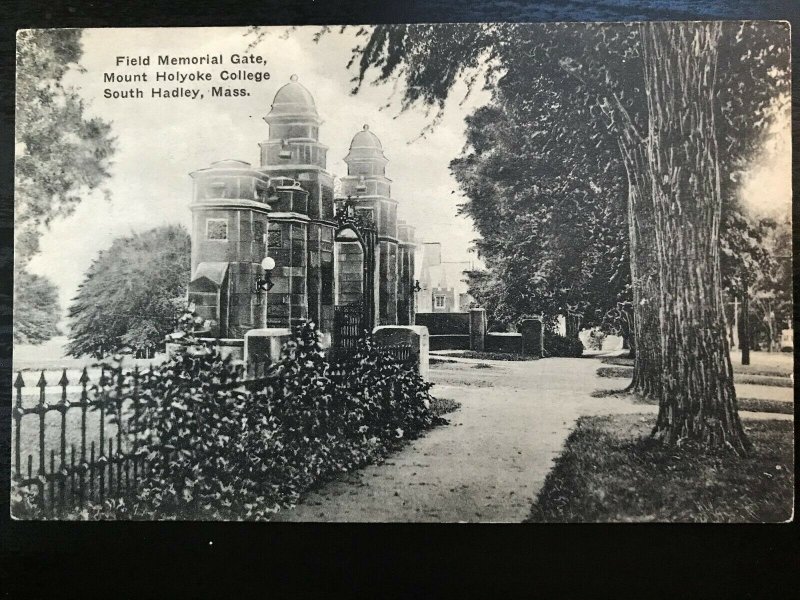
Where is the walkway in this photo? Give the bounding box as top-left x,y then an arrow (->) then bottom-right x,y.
273,355 -> 655,522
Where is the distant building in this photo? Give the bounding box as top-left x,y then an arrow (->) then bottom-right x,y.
416,242 -> 473,314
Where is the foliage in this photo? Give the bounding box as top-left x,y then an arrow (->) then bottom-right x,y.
10,477 -> 41,520
722,215 -> 793,350
346,23 -> 789,200
344,24 -> 788,310
66,225 -> 191,358
85,322 -> 442,520
750,217 -> 793,347
451,67 -> 630,330
15,29 -> 115,264
544,330 -> 583,358
13,268 -> 61,344
13,29 -> 115,346
435,350 -> 534,362
586,329 -> 607,351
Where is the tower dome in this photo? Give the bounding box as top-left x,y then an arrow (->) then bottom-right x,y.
266,74 -> 318,121
344,124 -> 388,164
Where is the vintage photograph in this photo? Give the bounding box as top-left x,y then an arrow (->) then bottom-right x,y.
11,22 -> 792,522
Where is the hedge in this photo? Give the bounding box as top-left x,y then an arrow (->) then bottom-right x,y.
544,330 -> 584,357
15,322 -> 445,520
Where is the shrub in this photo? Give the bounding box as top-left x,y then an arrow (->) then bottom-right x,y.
10,477 -> 41,519
587,329 -> 607,351
544,330 -> 584,357
85,321 -> 442,520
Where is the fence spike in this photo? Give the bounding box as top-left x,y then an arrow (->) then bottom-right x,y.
58,368 -> 69,387
37,370 -> 47,388
14,372 -> 25,389
79,367 -> 90,385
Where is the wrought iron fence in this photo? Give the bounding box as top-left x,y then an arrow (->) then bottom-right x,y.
375,342 -> 414,365
12,367 -> 149,517
12,344 -> 416,517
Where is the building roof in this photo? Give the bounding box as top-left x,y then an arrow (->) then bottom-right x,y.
266,74 -> 319,121
350,124 -> 383,150
344,124 -> 388,164
209,159 -> 251,169
191,262 -> 229,287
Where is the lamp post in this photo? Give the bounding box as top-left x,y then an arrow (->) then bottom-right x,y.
255,256 -> 276,293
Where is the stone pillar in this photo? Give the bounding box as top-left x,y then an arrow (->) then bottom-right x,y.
469,308 -> 486,352
372,325 -> 430,380
519,318 -> 544,358
244,328 -> 292,377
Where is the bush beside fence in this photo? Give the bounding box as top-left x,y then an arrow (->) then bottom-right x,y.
544,331 -> 584,357
11,322 -> 444,520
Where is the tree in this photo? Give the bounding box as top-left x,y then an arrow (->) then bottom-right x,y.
450,95 -> 630,337
66,226 -> 191,358
638,23 -> 747,450
15,29 -> 115,262
13,270 -> 61,344
14,29 -> 116,343
341,22 -> 789,451
723,215 -> 793,354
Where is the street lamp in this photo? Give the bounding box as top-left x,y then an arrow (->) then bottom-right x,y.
411,280 -> 422,294
255,256 -> 276,293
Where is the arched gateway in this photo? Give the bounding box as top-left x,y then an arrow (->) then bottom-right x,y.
333,201 -> 378,349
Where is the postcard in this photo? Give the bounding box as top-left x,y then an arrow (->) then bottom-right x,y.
12,23 -> 792,522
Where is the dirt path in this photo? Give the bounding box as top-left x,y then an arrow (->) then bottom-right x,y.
273,356 -> 654,522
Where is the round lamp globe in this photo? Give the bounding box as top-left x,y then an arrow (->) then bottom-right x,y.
261,257 -> 276,271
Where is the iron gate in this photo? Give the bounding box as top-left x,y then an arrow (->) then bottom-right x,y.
333,303 -> 364,351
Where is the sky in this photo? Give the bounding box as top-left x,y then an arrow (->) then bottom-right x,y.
23,25 -> 791,318
26,26 -> 491,314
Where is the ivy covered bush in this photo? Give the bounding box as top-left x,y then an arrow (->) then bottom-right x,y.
86,321 -> 443,520
544,330 -> 584,358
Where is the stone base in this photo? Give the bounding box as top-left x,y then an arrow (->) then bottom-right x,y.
485,332 -> 523,355
519,318 -> 544,357
373,325 -> 430,380
469,308 -> 487,351
244,328 -> 292,377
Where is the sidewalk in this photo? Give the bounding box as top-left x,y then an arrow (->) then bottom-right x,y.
273,356 -> 655,522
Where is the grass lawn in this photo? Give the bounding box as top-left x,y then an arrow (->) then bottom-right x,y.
597,366 -> 634,378
597,364 -> 793,388
601,353 -> 793,378
590,387 -> 792,415
528,414 -> 794,523
434,350 -> 535,361
430,357 -> 459,365
429,397 -> 461,417
12,393 -> 130,477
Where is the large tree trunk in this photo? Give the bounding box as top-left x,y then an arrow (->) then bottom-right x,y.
642,22 -> 750,453
617,132 -> 662,399
628,153 -> 662,399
